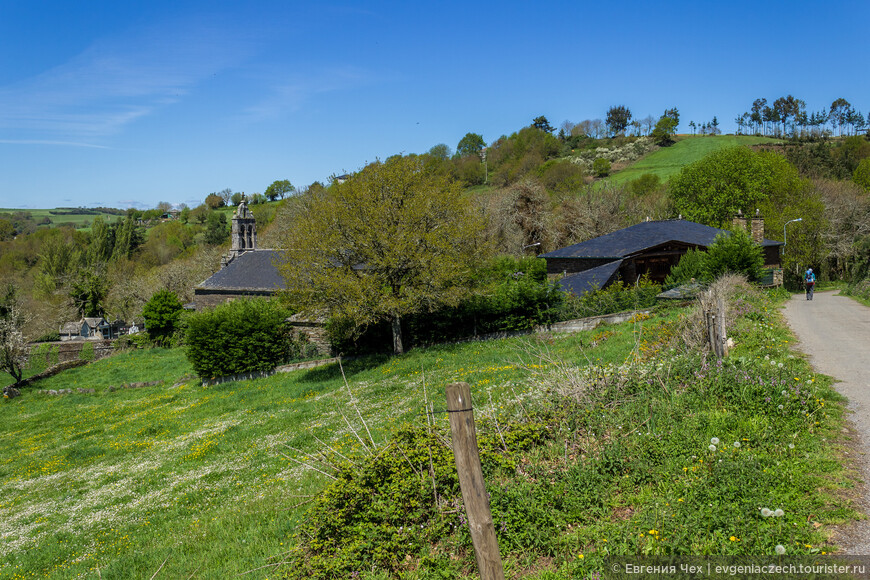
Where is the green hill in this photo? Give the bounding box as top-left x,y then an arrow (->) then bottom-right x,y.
607,135 -> 781,185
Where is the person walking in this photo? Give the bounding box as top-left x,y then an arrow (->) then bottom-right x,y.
805,268 -> 816,300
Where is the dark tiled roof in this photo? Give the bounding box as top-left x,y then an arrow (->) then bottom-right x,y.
198,250 -> 286,291
539,219 -> 783,259
557,260 -> 623,295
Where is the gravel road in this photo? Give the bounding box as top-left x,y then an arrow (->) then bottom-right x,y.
783,289 -> 870,554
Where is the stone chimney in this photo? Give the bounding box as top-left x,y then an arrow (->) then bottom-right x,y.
731,209 -> 744,230
749,208 -> 764,244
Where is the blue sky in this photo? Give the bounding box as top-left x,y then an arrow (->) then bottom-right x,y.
0,0 -> 867,210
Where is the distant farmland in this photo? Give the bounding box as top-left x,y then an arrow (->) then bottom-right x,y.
0,207 -> 125,229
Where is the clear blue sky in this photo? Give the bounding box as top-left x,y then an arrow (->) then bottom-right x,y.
0,0 -> 867,210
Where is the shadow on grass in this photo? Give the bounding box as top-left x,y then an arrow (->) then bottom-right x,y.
297,353 -> 390,383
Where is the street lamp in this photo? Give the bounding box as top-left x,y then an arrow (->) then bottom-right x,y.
522,242 -> 541,253
783,218 -> 802,247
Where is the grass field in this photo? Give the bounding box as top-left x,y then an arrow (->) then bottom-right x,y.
0,208 -> 124,230
0,290 -> 859,579
0,324 -> 645,579
607,135 -> 781,185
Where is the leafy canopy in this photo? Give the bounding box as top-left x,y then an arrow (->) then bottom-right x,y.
277,155 -> 489,354
669,146 -> 789,227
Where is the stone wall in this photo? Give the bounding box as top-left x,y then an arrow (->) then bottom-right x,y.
193,289 -> 273,311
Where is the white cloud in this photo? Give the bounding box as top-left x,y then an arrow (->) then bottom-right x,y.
0,17 -> 253,143
238,66 -> 372,123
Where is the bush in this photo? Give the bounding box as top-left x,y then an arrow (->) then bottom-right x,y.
142,289 -> 184,345
854,158 -> 870,191
665,248 -> 708,286
185,299 -> 296,379
704,228 -> 764,282
556,276 -> 661,319
592,157 -> 611,177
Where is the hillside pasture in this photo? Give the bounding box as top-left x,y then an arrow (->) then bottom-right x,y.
0,208 -> 124,231
607,135 -> 781,185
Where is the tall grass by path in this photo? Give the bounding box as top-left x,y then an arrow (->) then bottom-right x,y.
607,135 -> 781,185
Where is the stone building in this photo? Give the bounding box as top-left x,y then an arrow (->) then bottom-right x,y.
193,201 -> 330,353
194,201 -> 285,309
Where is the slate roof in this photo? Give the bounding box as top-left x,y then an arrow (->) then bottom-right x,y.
556,260 -> 623,295
539,219 -> 783,260
198,249 -> 286,291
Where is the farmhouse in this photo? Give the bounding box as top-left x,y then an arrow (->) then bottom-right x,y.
540,213 -> 784,295
59,317 -> 127,340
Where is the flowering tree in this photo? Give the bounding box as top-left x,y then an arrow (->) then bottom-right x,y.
0,288 -> 29,384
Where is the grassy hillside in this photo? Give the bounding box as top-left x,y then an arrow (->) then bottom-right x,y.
607,135 -> 781,185
0,327 -> 642,578
0,289 -> 858,578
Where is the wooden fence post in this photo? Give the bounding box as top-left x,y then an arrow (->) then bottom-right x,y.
716,297 -> 728,357
445,382 -> 505,580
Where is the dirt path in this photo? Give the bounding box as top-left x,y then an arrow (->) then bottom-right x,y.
783,289 -> 870,554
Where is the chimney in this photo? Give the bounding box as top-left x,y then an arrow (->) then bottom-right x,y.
749,209 -> 764,244
732,209 -> 745,231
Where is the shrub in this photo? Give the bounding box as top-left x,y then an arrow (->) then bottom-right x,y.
142,289 -> 184,345
703,228 -> 764,282
556,276 -> 660,319
592,157 -> 611,177
185,299 -> 295,379
628,173 -> 662,197
665,248 -> 708,286
80,341 -> 95,362
854,158 -> 870,191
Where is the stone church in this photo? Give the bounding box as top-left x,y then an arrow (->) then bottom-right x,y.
193,201 -> 286,310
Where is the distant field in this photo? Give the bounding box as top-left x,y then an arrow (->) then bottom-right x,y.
608,134 -> 781,185
0,208 -> 124,230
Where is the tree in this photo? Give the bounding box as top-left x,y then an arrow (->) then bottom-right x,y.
651,115 -> 678,146
265,179 -> 295,201
854,158 -> 870,191
219,188 -> 233,205
669,146 -> 793,227
456,133 -> 486,158
205,193 -> 225,209
231,191 -> 246,205
532,116 -> 554,133
69,268 -> 109,317
606,105 -> 632,136
111,215 -> 143,261
142,289 -> 183,344
427,143 -> 452,160
830,98 -> 851,136
0,285 -> 28,384
204,212 -> 228,246
277,155 -> 489,355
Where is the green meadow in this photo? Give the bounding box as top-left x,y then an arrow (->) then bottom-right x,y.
607,135 -> 781,185
0,289 -> 860,579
